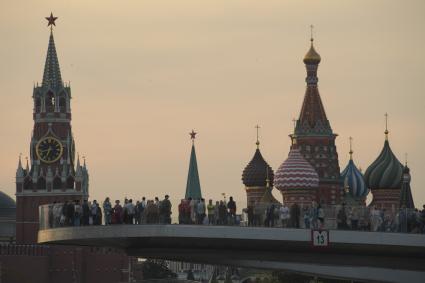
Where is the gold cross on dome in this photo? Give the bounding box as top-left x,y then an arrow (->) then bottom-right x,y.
384,112 -> 389,138
310,24 -> 314,42
255,125 -> 260,148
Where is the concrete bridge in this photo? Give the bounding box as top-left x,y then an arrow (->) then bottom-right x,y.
38,225 -> 425,283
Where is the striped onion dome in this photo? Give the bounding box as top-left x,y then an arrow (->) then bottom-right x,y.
364,139 -> 403,190
275,147 -> 319,190
341,159 -> 368,198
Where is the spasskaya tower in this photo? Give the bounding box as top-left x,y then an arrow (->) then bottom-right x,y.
15,14 -> 89,244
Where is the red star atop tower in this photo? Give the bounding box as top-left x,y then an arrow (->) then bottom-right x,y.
189,130 -> 197,141
45,12 -> 58,29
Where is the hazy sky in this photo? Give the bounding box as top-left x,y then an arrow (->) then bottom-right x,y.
1,0 -> 424,209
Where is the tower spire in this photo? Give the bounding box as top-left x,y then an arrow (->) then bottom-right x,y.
291,118 -> 297,146
25,157 -> 29,172
265,166 -> 270,188
400,163 -> 414,209
303,25 -> 321,66
76,152 -> 81,167
297,27 -> 331,136
384,112 -> 389,140
255,124 -> 260,148
290,27 -> 341,206
18,153 -> 23,169
16,153 -> 24,178
185,130 -> 202,199
310,24 -> 314,43
349,136 -> 353,160
42,13 -> 63,90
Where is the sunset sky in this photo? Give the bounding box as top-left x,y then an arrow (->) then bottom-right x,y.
1,0 -> 424,209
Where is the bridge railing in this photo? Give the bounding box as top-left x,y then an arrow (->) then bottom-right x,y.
38,203 -> 424,234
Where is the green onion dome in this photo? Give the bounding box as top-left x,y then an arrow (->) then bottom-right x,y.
364,140 -> 403,190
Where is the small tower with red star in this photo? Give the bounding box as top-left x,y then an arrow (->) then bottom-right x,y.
185,130 -> 202,199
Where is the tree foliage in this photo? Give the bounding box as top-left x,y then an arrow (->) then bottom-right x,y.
142,259 -> 177,279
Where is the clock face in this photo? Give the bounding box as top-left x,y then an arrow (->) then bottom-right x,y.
36,137 -> 63,163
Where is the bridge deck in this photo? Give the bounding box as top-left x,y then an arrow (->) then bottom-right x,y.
38,225 -> 425,283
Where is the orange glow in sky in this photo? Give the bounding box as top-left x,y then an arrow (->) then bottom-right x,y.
1,0 -> 424,208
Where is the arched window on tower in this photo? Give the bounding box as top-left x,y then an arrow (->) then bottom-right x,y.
35,98 -> 41,113
66,176 -> 74,189
59,97 -> 66,112
24,177 -> 33,190
53,176 -> 62,190
45,92 -> 54,112
37,177 -> 46,190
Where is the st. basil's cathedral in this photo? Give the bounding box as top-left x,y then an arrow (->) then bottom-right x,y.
242,35 -> 415,213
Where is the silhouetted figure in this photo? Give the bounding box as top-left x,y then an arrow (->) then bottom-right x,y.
290,203 -> 300,228
112,200 -> 123,224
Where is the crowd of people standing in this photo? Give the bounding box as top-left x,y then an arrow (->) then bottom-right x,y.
45,197 -> 425,234
47,195 -> 173,228
245,202 -> 326,229
245,201 -> 425,233
102,195 -> 172,225
48,199 -> 103,227
177,197 -> 237,225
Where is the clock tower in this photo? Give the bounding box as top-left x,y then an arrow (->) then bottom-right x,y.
15,14 -> 89,244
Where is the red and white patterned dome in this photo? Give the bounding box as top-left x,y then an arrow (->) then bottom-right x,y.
275,148 -> 319,190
